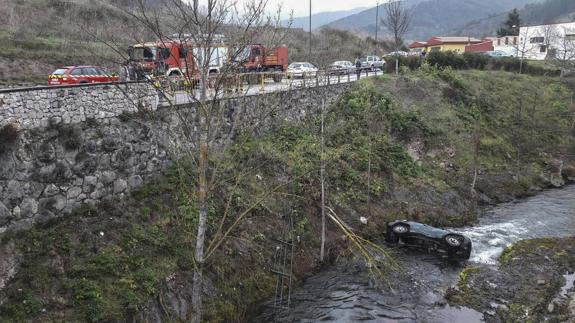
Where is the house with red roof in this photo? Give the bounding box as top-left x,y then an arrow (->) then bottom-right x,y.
409,36 -> 484,54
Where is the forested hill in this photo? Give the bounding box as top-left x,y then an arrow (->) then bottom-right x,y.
323,0 -> 545,40
455,0 -> 575,37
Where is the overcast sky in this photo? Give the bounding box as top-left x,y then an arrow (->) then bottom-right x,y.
264,0 -> 377,17
189,1 -> 380,20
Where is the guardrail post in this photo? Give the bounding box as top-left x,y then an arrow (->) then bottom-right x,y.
260,73 -> 265,94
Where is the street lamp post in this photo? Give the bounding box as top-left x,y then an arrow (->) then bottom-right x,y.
309,0 -> 312,62
375,2 -> 379,55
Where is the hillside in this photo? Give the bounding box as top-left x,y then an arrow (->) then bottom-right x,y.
0,0 -> 158,86
283,7 -> 368,31
0,0 -> 391,86
456,0 -> 575,37
1,70 -> 574,322
324,0 -> 545,40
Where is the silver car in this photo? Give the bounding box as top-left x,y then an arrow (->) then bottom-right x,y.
287,62 -> 318,78
360,56 -> 386,71
328,61 -> 354,75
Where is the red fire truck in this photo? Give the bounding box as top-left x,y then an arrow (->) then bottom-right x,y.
238,44 -> 289,82
126,39 -> 288,83
126,40 -> 199,80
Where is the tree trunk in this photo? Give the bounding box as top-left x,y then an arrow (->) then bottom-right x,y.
395,57 -> 399,75
571,93 -> 575,130
320,98 -> 326,262
192,70 -> 209,323
367,137 -> 372,215
192,134 -> 208,323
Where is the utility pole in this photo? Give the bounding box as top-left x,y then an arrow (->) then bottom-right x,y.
309,0 -> 312,62
375,2 -> 379,55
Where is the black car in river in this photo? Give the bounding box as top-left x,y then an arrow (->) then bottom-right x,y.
385,220 -> 472,260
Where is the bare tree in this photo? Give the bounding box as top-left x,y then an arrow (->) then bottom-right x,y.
112,1 -> 294,322
381,0 -> 411,75
552,25 -> 575,78
514,27 -> 536,74
542,23 -> 559,60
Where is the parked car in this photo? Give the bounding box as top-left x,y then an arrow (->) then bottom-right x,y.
328,61 -> 354,75
486,50 -> 516,58
386,220 -> 472,260
286,62 -> 318,78
360,56 -> 386,71
48,66 -> 119,86
387,51 -> 409,57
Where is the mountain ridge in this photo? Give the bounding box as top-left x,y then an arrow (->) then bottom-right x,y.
282,7 -> 368,31
323,0 -> 545,40
455,0 -> 575,37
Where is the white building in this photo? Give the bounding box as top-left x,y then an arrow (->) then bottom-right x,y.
518,22 -> 575,60
483,36 -> 519,56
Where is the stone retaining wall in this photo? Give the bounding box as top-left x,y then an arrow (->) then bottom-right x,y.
0,83 -> 352,233
0,83 -> 158,129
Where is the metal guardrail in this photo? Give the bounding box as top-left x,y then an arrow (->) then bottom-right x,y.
0,68 -> 384,95
154,68 -> 384,96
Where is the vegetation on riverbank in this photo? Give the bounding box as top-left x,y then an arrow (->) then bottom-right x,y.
0,69 -> 574,322
448,237 -> 575,322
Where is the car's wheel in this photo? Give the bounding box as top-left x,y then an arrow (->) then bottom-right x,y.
392,223 -> 410,235
444,234 -> 464,247
272,74 -> 283,83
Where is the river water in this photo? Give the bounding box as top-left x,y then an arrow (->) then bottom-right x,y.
256,185 -> 575,322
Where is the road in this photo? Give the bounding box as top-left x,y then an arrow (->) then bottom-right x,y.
161,70 -> 383,106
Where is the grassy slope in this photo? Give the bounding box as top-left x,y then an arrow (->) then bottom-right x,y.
0,69 -> 574,322
0,0 -> 150,86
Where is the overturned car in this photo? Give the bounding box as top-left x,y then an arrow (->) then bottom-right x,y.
385,220 -> 472,260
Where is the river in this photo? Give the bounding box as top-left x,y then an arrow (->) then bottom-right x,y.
256,185 -> 575,322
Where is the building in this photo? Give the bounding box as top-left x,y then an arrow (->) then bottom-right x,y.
484,36 -> 518,55
408,37 -> 483,54
465,41 -> 494,53
408,41 -> 427,54
518,22 -> 575,60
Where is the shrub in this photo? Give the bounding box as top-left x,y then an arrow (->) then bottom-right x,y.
488,57 -> 521,72
463,53 -> 489,70
384,55 -> 422,73
0,122 -> 22,154
426,51 -> 469,70
486,57 -> 561,76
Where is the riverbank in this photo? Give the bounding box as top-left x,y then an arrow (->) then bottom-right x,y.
1,69 -> 574,322
448,237 -> 575,322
